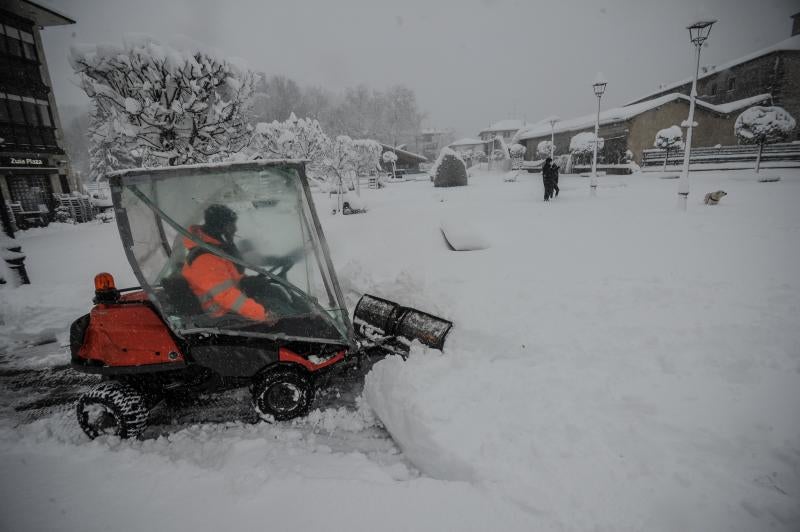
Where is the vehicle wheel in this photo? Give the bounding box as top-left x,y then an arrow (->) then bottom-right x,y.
252,366 -> 314,422
76,381 -> 149,439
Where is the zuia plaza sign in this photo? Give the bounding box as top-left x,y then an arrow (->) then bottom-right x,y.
2,156 -> 48,167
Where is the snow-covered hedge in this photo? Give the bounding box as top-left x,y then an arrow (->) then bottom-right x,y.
735,106 -> 796,145
431,148 -> 467,188
70,34 -> 257,172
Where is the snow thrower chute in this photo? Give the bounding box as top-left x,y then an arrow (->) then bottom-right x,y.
68,160 -> 453,440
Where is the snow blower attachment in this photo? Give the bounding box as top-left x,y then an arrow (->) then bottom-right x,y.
353,294 -> 453,353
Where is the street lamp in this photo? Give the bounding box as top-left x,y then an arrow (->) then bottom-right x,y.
591,73 -> 607,197
544,115 -> 560,158
678,19 -> 716,211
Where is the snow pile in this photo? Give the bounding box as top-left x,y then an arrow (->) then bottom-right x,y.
1,168 -> 800,531
439,213 -> 490,251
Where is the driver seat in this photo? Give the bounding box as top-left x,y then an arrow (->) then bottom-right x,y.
160,275 -> 204,317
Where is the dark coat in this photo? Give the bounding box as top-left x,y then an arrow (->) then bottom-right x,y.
542,162 -> 557,186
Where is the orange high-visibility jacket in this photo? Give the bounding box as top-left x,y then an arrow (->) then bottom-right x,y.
181,226 -> 267,321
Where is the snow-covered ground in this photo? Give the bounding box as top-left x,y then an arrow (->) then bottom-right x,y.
1,169 -> 799,531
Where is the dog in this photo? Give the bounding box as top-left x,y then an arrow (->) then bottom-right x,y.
704,190 -> 727,205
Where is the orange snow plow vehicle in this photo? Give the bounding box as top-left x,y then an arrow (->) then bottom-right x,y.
69,160 -> 452,439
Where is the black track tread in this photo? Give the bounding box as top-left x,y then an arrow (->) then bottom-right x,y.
77,381 -> 149,439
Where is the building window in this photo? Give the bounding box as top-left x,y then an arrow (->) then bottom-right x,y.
0,92 -> 59,149
7,174 -> 54,212
728,78 -> 736,91
710,83 -> 717,96
0,23 -> 39,63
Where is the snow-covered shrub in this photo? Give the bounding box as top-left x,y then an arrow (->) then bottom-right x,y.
569,131 -> 604,165
537,140 -> 555,159
53,207 -> 74,224
735,106 -> 796,173
70,35 -> 257,171
432,148 -> 467,188
509,144 -> 526,157
249,113 -> 331,170
654,125 -> 683,170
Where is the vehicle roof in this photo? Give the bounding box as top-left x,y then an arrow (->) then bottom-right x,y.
107,159 -> 309,182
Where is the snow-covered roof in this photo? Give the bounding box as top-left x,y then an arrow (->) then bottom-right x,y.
378,143 -> 428,162
449,137 -> 485,147
516,93 -> 731,141
12,0 -> 76,26
479,119 -> 526,134
626,35 -> 800,106
712,93 -> 772,114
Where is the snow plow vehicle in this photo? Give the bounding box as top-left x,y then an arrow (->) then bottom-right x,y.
69,160 -> 452,439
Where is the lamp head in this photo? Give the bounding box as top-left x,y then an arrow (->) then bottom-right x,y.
687,20 -> 716,46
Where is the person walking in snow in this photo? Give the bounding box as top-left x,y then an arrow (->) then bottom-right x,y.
552,161 -> 560,198
542,157 -> 556,201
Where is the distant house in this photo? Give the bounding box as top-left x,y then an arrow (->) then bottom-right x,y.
414,128 -> 454,161
379,144 -> 427,173
516,92 -> 769,165
448,137 -> 485,154
478,119 -> 528,143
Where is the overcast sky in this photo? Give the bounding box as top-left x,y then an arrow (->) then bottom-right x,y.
40,0 -> 797,138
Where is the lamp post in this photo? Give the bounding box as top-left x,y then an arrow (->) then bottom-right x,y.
591,74 -> 607,197
678,19 -> 716,211
547,116 -> 560,158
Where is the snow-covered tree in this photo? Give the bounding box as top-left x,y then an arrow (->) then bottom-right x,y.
654,125 -> 684,171
509,143 -> 526,170
735,106 -> 796,173
353,139 -> 383,176
70,35 -> 257,169
382,150 -> 398,178
324,135 -> 358,190
569,131 -> 604,165
509,144 -> 526,157
537,140 -> 555,159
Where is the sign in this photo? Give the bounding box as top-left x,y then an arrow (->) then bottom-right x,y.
1,156 -> 48,167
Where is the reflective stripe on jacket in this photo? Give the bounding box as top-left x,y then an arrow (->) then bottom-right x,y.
181,226 -> 266,321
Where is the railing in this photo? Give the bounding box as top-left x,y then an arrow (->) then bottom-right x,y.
642,142 -> 800,170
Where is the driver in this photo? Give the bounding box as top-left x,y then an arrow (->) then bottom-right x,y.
182,204 -> 275,323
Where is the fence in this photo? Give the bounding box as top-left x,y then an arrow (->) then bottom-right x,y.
642,142 -> 800,170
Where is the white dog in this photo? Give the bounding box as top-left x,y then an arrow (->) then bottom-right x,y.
704,190 -> 727,205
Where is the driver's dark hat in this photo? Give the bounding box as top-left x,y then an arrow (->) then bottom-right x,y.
204,204 -> 237,233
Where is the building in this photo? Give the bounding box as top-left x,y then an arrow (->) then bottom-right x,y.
628,18 -> 800,141
448,137 -> 486,154
478,119 -> 528,143
379,143 -> 427,173
0,0 -> 75,235
519,15 -> 800,166
414,128 -> 454,161
516,93 -> 765,165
